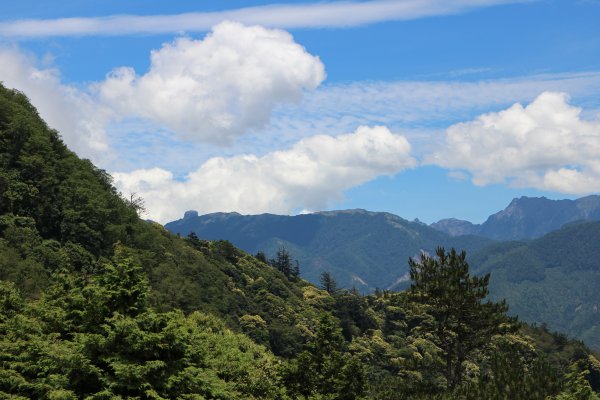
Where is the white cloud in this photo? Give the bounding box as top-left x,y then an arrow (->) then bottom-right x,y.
0,47 -> 113,162
96,21 -> 325,144
0,0 -> 530,38
5,34 -> 600,199
112,126 -> 415,223
273,72 -> 600,134
103,71 -> 600,175
430,92 -> 600,194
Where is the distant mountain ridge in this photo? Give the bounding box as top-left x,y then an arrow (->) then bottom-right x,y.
164,196 -> 600,349
4,82 -> 599,397
469,220 -> 600,350
165,209 -> 493,292
430,218 -> 479,236
431,195 -> 600,240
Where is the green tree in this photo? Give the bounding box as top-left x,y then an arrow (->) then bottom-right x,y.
551,364 -> 600,400
270,246 -> 299,279
0,249 -> 286,399
255,251 -> 268,263
408,247 -> 517,389
319,271 -> 338,294
285,315 -> 366,399
457,335 -> 561,399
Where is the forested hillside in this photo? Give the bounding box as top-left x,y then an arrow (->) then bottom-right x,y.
167,206 -> 600,352
471,221 -> 600,351
1,84 -> 599,399
165,209 -> 493,292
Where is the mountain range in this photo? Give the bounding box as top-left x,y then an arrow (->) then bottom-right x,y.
165,194 -> 600,292
165,197 -> 600,350
165,209 -> 493,292
470,220 -> 600,350
431,195 -> 600,240
2,82 -> 599,398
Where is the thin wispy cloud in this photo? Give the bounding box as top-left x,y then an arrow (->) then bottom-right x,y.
269,71 -> 600,144
0,0 -> 530,38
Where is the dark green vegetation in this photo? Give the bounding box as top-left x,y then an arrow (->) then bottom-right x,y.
165,210 -> 493,292
471,220 -> 600,351
167,202 -> 600,353
431,195 -> 600,240
1,84 -> 599,399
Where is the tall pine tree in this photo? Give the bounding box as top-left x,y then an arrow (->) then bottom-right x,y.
408,247 -> 518,389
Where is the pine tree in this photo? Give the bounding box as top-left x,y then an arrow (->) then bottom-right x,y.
285,315 -> 365,399
320,271 -> 338,294
408,247 -> 518,389
270,246 -> 300,279
255,251 -> 268,263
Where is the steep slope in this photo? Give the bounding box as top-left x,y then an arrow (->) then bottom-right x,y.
471,221 -> 600,350
166,207 -> 600,351
1,84 -> 598,398
432,195 -> 600,240
479,196 -> 600,240
0,85 -> 324,357
165,209 -> 494,292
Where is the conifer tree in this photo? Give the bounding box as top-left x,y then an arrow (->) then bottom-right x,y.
320,271 -> 338,294
270,246 -> 300,279
408,247 -> 518,389
285,315 -> 365,399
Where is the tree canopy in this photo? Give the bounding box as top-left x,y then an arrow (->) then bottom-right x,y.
0,84 -> 598,399
409,247 -> 518,388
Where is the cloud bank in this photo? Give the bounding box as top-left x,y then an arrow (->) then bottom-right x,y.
97,21 -> 325,144
112,126 -> 415,223
1,22 -> 324,155
431,92 -> 600,194
0,0 -> 529,38
3,20 -> 600,217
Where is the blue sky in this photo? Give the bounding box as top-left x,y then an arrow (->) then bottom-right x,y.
1,0 -> 599,223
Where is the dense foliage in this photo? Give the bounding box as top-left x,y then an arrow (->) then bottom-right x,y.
471,221 -> 600,350
1,84 -> 599,399
166,197 -> 600,353
408,248 -> 517,389
164,209 -> 494,292
0,250 -> 284,399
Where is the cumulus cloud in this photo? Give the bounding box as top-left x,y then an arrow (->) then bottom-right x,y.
0,22 -> 324,163
112,126 -> 415,223
430,92 -> 600,193
0,47 -> 113,162
4,35 -> 600,173
96,21 -> 325,144
102,71 -> 600,175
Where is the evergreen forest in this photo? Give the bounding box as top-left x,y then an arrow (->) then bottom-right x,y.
1,84 -> 599,399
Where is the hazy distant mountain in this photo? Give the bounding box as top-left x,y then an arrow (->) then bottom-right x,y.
430,218 -> 479,236
470,220 -> 600,350
2,78 -> 596,397
432,195 -> 600,240
166,206 -> 600,350
165,209 -> 493,292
